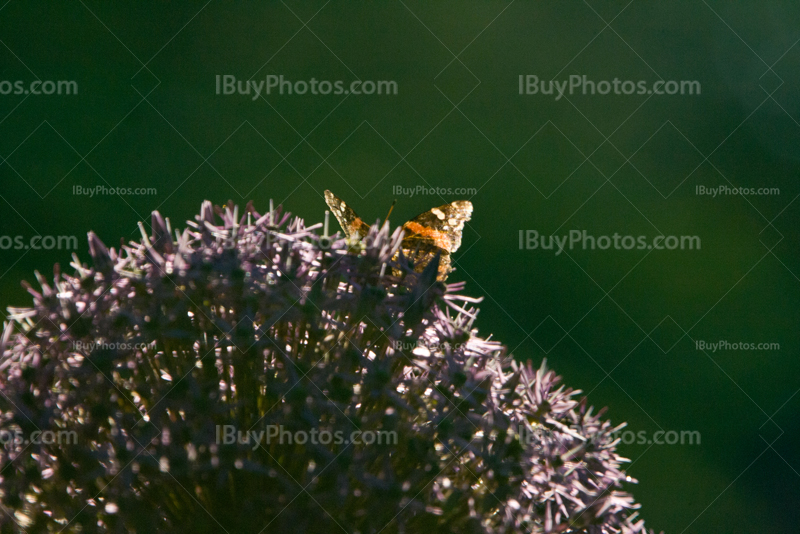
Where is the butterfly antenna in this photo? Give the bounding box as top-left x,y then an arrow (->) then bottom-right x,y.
383,199 -> 397,225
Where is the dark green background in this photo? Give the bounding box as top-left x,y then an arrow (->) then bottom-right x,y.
1,2 -> 798,532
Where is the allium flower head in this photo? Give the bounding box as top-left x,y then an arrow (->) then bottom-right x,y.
0,200 -> 653,533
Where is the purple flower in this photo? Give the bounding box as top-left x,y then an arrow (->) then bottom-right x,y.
0,200 -> 654,533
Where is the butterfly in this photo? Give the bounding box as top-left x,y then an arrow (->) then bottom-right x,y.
324,190 -> 473,281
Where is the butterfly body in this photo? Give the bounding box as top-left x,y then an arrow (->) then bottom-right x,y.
324,190 -> 472,281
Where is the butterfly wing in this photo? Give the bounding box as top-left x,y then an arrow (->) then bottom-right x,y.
324,190 -> 371,240
401,200 -> 473,281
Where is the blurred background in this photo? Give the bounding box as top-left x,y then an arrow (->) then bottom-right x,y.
1,2 -> 798,531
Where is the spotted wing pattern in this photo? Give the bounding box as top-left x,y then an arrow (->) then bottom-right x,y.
400,201 -> 473,281
323,190 -> 473,281
324,190 -> 371,240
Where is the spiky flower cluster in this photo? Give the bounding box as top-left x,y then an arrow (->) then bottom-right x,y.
0,201 -> 651,533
